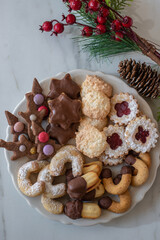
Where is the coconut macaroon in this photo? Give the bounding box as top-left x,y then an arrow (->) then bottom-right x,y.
79,116 -> 108,131
81,75 -> 112,98
82,91 -> 111,119
76,124 -> 107,158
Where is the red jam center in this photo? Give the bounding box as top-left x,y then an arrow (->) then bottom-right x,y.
135,126 -> 149,143
115,101 -> 131,117
107,133 -> 123,150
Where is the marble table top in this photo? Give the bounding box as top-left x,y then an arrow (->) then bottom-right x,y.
0,0 -> 159,239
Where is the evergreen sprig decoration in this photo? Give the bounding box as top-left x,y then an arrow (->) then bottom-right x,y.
39,0 -> 160,66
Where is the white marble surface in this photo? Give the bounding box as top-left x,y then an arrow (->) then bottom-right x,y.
0,0 -> 160,239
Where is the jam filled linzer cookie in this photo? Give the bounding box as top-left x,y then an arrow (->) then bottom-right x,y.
46,123 -> 78,145
109,93 -> 139,125
76,124 -> 107,158
48,73 -> 80,99
5,111 -> 28,142
65,200 -> 101,219
125,116 -> 158,153
31,121 -> 57,160
81,75 -> 112,98
0,135 -> 38,160
99,153 -> 124,166
48,93 -> 81,130
103,125 -> 129,159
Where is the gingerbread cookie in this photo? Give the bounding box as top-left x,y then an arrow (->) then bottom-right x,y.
0,134 -> 38,160
48,73 -> 80,99
103,125 -> 129,158
109,93 -> 139,125
76,124 -> 107,158
31,121 -> 57,160
48,93 -> 81,129
5,111 -> 28,142
125,116 -> 158,153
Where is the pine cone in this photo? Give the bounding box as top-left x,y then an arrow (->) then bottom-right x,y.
118,59 -> 160,98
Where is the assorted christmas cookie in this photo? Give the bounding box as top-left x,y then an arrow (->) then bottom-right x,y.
5,111 -> 28,142
1,72 -> 159,221
103,125 -> 129,158
125,116 -> 158,153
109,93 -> 139,125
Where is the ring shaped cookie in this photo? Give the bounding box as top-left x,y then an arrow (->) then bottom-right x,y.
99,190 -> 131,213
38,165 -> 66,199
50,145 -> 84,177
125,155 -> 149,187
102,167 -> 132,195
17,160 -> 48,197
139,152 -> 151,168
41,193 -> 64,214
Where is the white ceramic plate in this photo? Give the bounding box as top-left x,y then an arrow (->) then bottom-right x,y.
5,69 -> 160,226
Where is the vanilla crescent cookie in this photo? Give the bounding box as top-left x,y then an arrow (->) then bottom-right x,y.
79,116 -> 107,131
76,124 -> 107,158
81,75 -> 112,98
103,125 -> 129,158
41,194 -> 64,214
99,153 -> 124,166
17,160 -> 48,197
125,116 -> 158,153
50,145 -> 84,177
82,91 -> 111,119
38,165 -> 66,199
109,93 -> 139,125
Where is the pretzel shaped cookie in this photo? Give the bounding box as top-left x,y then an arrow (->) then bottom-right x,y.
102,166 -> 132,195
50,145 -> 84,177
125,154 -> 149,187
99,190 -> 131,213
17,160 -> 48,197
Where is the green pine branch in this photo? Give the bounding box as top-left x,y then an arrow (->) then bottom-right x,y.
106,0 -> 133,11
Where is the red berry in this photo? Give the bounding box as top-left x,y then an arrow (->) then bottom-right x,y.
66,14 -> 76,24
99,7 -> 110,17
70,0 -> 82,11
54,23 -> 64,34
111,19 -> 122,31
82,26 -> 93,37
38,106 -> 49,116
97,15 -> 106,24
122,16 -> 133,28
40,21 -> 53,32
115,32 -> 124,41
88,0 -> 100,12
96,24 -> 106,34
38,132 -> 49,143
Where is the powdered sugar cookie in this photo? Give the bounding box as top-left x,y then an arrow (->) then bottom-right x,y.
99,153 -> 124,166
81,75 -> 112,98
82,91 -> 110,119
103,125 -> 129,158
76,124 -> 107,158
17,160 -> 48,197
109,93 -> 139,125
125,116 -> 158,153
79,116 -> 107,131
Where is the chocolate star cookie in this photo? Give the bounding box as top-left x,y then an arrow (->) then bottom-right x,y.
47,73 -> 80,99
48,93 -> 81,129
